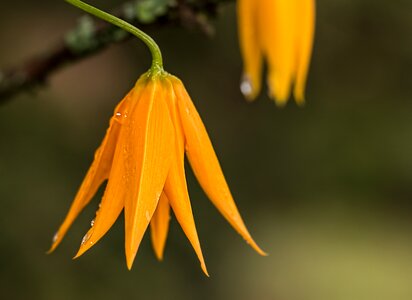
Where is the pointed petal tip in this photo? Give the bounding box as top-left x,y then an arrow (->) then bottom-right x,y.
126,250 -> 137,270
244,94 -> 257,103
154,251 -> 164,261
73,248 -> 86,259
294,93 -> 306,107
47,231 -> 63,254
126,262 -> 133,271
267,86 -> 288,107
273,96 -> 288,108
201,262 -> 210,277
296,99 -> 306,107
247,239 -> 268,256
46,244 -> 56,255
294,84 -> 306,105
243,96 -> 252,102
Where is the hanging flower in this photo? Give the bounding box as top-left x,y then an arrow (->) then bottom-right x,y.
237,0 -> 316,106
48,70 -> 265,275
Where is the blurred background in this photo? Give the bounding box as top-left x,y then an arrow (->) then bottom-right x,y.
1,0 -> 412,299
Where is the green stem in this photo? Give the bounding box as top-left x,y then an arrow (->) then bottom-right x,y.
65,0 -> 163,71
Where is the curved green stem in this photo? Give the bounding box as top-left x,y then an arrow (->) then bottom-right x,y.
65,0 -> 163,71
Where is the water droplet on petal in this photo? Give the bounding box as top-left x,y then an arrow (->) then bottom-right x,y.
52,233 -> 59,243
114,111 -> 128,124
145,210 -> 150,222
240,76 -> 253,97
90,219 -> 95,227
156,192 -> 161,202
81,233 -> 91,245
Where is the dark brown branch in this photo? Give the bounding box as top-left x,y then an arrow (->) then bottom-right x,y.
0,0 -> 233,103
177,0 -> 215,35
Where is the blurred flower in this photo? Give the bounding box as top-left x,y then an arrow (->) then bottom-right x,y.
48,71 -> 265,275
238,0 -> 315,106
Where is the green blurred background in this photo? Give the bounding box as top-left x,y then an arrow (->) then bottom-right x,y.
1,0 -> 412,299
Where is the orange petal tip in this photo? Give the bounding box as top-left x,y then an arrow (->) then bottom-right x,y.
154,251 -> 164,262
245,238 -> 267,256
295,94 -> 306,107
46,232 -> 61,254
201,262 -> 210,277
126,250 -> 137,270
73,248 -> 86,260
46,245 -> 56,255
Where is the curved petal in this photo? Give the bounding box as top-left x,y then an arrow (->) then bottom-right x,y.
171,77 -> 266,256
237,0 -> 262,100
123,78 -> 175,270
164,160 -> 209,276
74,82 -> 148,257
261,0 -> 297,105
163,78 -> 209,276
150,192 -> 170,261
293,0 -> 315,104
48,89 -> 134,253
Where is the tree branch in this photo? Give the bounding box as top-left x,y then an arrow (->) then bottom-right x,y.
0,0 -> 234,103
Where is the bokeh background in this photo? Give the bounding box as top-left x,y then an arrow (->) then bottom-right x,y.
1,0 -> 412,299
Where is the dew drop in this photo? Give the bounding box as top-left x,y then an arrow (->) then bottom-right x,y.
240,77 -> 253,97
156,191 -> 162,202
145,210 -> 150,222
114,111 -> 128,124
52,233 -> 59,243
90,219 -> 95,227
81,233 -> 91,245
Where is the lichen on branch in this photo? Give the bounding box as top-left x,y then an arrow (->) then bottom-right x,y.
0,0 -> 233,103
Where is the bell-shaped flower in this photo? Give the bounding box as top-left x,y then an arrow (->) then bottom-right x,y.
49,71 -> 265,275
238,0 -> 315,105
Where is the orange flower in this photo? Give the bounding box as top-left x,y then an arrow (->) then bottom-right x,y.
49,71 -> 265,275
238,0 -> 315,106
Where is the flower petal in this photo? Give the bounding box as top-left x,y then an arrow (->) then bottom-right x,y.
124,78 -> 175,270
171,77 -> 266,256
163,78 -> 209,275
48,89 -> 135,253
293,0 -> 315,104
261,0 -> 297,105
74,82 -> 148,257
164,160 -> 209,276
150,192 -> 170,261
237,0 -> 262,100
